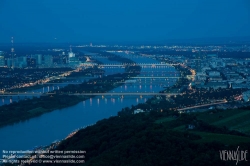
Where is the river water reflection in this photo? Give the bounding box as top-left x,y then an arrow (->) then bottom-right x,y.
0,53 -> 179,157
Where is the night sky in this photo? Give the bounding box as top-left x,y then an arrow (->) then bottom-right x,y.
0,0 -> 249,43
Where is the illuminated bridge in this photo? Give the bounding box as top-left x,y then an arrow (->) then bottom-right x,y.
98,63 -> 179,67
36,82 -> 177,86
66,92 -> 180,96
0,92 -> 180,96
130,76 -> 180,79
0,92 -> 55,96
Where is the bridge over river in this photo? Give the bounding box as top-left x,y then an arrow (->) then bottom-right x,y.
97,63 -> 179,68
0,92 -> 180,97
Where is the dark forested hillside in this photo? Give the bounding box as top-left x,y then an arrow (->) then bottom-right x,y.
37,111 -> 250,166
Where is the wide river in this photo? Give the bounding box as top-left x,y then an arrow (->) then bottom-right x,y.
0,52 -> 179,157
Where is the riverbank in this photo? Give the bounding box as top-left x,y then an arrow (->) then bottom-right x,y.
5,68 -> 99,93
0,51 -> 131,127
0,52 -> 183,161
0,64 -> 141,128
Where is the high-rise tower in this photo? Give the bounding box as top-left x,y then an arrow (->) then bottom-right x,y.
194,52 -> 206,72
0,51 -> 5,67
11,37 -> 15,69
68,45 -> 75,58
68,45 -> 75,63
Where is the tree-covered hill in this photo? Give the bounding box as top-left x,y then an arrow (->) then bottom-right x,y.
41,111 -> 250,166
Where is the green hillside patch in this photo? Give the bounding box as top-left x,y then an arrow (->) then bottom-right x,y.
155,117 -> 175,124
196,109 -> 250,123
230,120 -> 250,134
28,107 -> 48,114
196,109 -> 250,134
192,131 -> 250,145
173,125 -> 186,131
212,111 -> 250,125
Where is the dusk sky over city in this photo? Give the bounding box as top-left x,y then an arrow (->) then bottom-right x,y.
2,1 -> 250,165
0,0 -> 250,43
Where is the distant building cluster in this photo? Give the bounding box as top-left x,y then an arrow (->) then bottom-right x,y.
4,54 -> 54,68
0,49 -> 82,68
177,53 -> 250,91
159,52 -> 250,103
